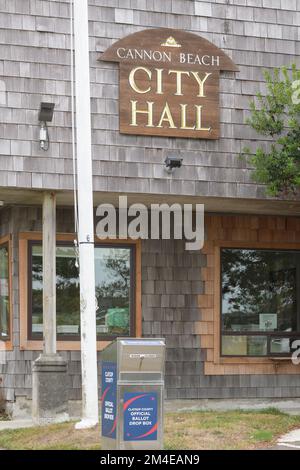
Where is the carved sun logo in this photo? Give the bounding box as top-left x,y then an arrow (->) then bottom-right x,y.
161,36 -> 182,47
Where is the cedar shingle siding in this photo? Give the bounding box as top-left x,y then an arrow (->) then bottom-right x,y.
1,1 -> 300,407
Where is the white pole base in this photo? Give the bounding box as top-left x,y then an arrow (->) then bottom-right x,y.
75,418 -> 98,430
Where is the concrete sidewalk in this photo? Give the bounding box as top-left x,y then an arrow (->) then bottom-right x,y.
0,419 -> 33,431
273,429 -> 300,450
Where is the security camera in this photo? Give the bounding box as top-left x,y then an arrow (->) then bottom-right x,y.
164,156 -> 183,173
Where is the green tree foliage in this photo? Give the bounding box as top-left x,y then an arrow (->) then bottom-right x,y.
244,64 -> 300,196
96,251 -> 130,314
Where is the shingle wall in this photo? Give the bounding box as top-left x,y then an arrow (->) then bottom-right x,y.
0,1 -> 299,199
142,235 -> 300,399
1,1 -> 300,408
2,208 -> 300,405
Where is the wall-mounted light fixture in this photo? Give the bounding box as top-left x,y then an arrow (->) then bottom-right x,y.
164,156 -> 183,173
38,102 -> 55,151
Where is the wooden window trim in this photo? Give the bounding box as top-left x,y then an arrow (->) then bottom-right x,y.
214,240 -> 300,366
0,234 -> 13,351
19,232 -> 142,351
28,240 -> 136,342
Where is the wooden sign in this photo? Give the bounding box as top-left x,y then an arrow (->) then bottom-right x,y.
100,28 -> 238,140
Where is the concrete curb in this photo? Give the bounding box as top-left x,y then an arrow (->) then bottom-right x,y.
165,398 -> 300,415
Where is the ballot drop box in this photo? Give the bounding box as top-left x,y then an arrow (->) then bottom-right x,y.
101,338 -> 165,450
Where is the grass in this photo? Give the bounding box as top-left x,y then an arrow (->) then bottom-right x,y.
164,408 -> 300,450
0,408 -> 299,450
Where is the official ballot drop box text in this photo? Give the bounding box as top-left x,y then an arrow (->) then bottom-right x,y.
101,338 -> 165,450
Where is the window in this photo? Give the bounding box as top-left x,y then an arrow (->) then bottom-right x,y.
28,242 -> 135,341
221,248 -> 300,357
0,242 -> 10,341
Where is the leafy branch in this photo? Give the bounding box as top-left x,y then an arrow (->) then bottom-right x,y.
243,64 -> 300,196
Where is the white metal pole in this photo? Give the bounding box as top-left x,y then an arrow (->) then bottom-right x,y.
73,0 -> 99,429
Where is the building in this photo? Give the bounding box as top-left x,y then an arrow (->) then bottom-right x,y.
1,0 -> 300,417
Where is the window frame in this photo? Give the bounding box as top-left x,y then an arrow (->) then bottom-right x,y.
19,232 -> 141,351
0,234 -> 13,351
220,245 -> 300,358
27,239 -> 136,342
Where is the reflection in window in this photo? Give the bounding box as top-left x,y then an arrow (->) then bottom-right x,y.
221,248 -> 300,356
95,247 -> 131,336
222,335 -> 267,356
30,243 -> 133,339
0,244 -> 10,341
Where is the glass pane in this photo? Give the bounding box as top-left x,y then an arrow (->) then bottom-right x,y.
222,335 -> 247,355
222,335 -> 267,356
31,245 -> 44,334
31,244 -> 132,338
222,249 -> 299,335
269,337 -> 299,355
95,247 -> 131,337
0,245 -> 9,340
56,246 -> 80,335
247,336 -> 267,356
32,245 -> 80,336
